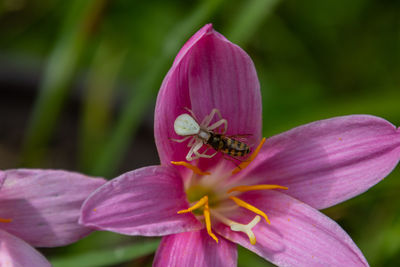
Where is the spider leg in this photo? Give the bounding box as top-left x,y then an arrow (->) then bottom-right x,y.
201,147 -> 218,157
194,147 -> 218,159
186,140 -> 203,161
187,136 -> 196,147
183,107 -> 199,121
170,136 -> 191,143
207,119 -> 228,134
202,108 -> 222,127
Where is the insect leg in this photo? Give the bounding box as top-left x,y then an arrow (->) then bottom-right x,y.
222,154 -> 242,166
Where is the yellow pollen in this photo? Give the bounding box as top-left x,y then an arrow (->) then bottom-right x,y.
227,184 -> 288,193
171,161 -> 210,176
177,196 -> 208,214
177,195 -> 218,243
0,218 -> 12,223
232,137 -> 266,174
230,215 -> 261,245
204,203 -> 219,243
229,196 -> 270,224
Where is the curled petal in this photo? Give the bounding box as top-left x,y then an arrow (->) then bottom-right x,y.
0,229 -> 51,267
215,191 -> 369,267
153,230 -> 237,267
154,24 -> 262,169
239,115 -> 400,209
0,169 -> 106,247
80,166 -> 202,236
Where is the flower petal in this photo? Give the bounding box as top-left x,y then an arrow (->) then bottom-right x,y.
0,229 -> 51,267
80,166 -> 202,236
215,190 -> 368,267
154,24 -> 262,168
0,170 -> 5,188
0,169 -> 106,247
153,230 -> 237,267
239,115 -> 400,209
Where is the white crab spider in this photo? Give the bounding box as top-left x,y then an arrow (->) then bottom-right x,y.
173,108 -> 228,161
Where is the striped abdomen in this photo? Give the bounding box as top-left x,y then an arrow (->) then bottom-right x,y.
207,133 -> 250,157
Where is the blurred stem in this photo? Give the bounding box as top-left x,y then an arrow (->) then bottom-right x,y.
21,0 -> 107,167
90,0 -> 225,177
79,39 -> 127,172
226,0 -> 281,46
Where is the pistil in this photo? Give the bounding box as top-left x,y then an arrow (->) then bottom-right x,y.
212,210 -> 261,245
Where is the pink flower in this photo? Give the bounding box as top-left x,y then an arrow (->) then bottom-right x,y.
79,24 -> 400,266
0,169 -> 105,266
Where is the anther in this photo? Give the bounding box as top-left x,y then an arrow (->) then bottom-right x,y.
232,137 -> 266,174
171,161 -> 210,176
177,196 -> 208,214
227,184 -> 288,193
230,215 -> 261,245
229,196 -> 270,224
0,218 -> 12,223
204,203 -> 219,243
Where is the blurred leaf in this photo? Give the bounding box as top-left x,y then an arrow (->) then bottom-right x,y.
226,0 -> 281,46
91,0 -> 225,177
21,0 -> 107,166
50,239 -> 160,267
79,38 -> 127,172
238,245 -> 275,267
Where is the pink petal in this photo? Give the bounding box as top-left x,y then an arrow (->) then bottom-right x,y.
239,115 -> 400,209
0,169 -> 106,247
153,230 -> 237,267
215,191 -> 368,267
154,24 -> 262,169
0,229 -> 51,267
80,166 -> 202,236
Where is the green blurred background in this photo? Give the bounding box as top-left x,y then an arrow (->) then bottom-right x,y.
0,0 -> 399,266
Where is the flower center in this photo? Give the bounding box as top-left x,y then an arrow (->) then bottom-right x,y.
172,138 -> 288,245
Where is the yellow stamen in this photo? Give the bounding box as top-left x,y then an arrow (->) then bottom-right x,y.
229,196 -> 270,224
177,196 -> 208,214
177,196 -> 218,243
227,184 -> 288,194
232,137 -> 266,174
171,161 -> 210,176
230,216 -> 261,245
0,218 -> 12,223
204,203 -> 218,243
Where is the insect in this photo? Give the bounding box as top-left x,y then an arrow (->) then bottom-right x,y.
172,108 -> 250,161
